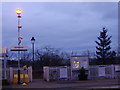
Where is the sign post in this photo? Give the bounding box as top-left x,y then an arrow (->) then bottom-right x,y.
10,46 -> 27,84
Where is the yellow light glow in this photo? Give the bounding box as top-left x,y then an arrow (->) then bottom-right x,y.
16,9 -> 22,15
19,36 -> 23,39
74,61 -> 76,63
75,57 -> 78,59
74,61 -> 79,64
77,61 -> 79,63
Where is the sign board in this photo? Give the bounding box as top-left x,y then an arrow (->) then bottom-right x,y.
115,65 -> 120,71
11,46 -> 27,51
60,67 -> 68,79
0,47 -> 7,57
0,47 -> 7,54
98,66 -> 105,76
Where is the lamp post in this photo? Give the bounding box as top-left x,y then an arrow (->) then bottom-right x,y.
31,37 -> 35,70
16,9 -> 22,84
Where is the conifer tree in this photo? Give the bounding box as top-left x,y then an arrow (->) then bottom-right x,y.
95,27 -> 112,64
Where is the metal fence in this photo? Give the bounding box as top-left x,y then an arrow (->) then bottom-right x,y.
3,67 -> 32,82
43,66 -> 71,81
88,65 -> 120,80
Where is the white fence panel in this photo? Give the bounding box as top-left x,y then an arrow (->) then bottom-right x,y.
89,65 -> 120,79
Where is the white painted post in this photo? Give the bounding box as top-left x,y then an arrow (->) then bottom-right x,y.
3,55 -> 7,80
28,66 -> 32,82
9,67 -> 13,82
43,66 -> 50,82
111,65 -> 115,78
46,67 -> 50,82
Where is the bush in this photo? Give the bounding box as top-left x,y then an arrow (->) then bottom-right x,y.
78,67 -> 88,80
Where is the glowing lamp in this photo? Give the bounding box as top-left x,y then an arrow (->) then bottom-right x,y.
16,9 -> 22,15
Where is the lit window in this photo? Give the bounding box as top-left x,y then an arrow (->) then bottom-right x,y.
73,60 -> 80,68
77,61 -> 79,64
74,61 -> 77,63
75,64 -> 79,68
74,57 -> 78,59
74,61 -> 79,64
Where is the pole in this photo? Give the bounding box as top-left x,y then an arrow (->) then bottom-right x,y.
3,54 -> 7,80
17,14 -> 21,84
32,43 -> 34,70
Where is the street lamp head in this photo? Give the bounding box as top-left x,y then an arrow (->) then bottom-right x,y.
31,37 -> 35,44
16,9 -> 22,15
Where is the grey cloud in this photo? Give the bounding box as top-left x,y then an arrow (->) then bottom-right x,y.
2,2 -> 118,53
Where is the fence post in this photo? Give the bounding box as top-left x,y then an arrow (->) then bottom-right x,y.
47,67 -> 50,82
9,67 -> 13,82
28,66 -> 32,82
111,65 -> 115,78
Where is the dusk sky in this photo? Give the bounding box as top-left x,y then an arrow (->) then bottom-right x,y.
2,2 -> 118,54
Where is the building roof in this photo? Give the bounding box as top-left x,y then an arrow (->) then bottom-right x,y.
71,55 -> 89,57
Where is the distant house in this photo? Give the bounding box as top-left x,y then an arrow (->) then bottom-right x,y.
70,55 -> 89,80
70,55 -> 89,70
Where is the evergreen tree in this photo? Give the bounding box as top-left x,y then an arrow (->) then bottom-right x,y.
95,27 -> 112,64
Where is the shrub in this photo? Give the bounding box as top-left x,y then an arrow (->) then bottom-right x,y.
78,67 -> 87,80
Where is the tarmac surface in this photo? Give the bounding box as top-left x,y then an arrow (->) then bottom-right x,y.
2,79 -> 120,90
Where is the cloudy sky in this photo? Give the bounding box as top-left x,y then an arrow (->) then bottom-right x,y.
2,2 -> 118,54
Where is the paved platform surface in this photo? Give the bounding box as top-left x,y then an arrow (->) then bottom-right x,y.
2,79 -> 120,89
